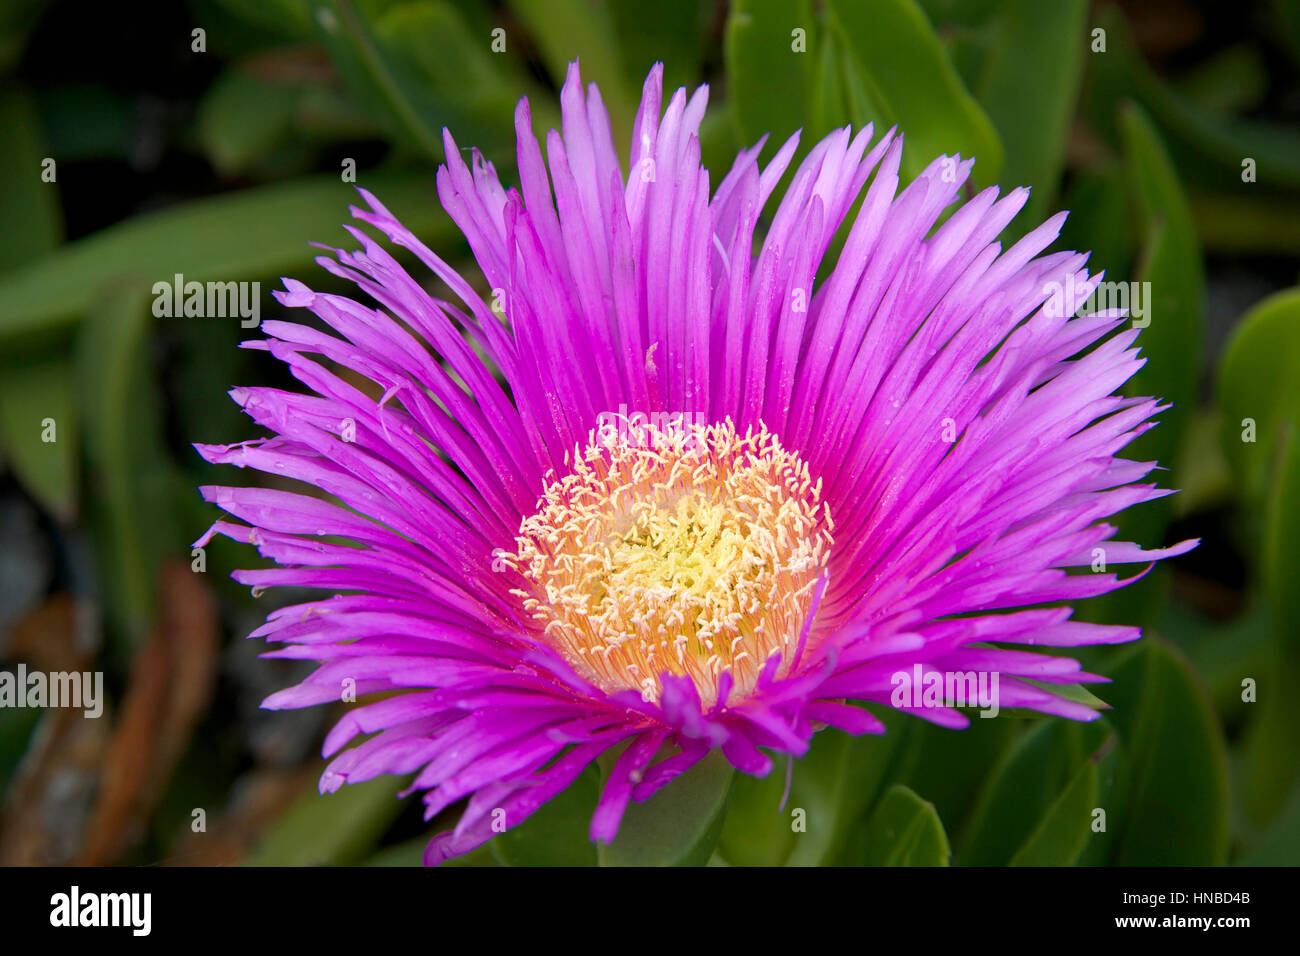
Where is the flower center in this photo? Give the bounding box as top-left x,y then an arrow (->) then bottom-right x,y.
508,415 -> 833,705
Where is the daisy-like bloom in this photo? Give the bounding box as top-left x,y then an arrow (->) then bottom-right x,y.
195,61 -> 1196,864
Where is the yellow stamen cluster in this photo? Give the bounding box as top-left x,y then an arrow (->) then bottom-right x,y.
504,415 -> 833,705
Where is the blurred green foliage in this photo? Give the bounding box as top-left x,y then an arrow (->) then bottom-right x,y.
0,0 -> 1297,866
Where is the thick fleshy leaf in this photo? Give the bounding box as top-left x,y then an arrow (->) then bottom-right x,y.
304,0 -> 484,159
808,25 -> 849,140
1120,100 -> 1205,495
1240,652 -> 1300,827
598,749 -> 733,867
197,67 -> 302,177
1238,781 -> 1300,866
364,838 -> 499,867
1008,733 -> 1110,865
1172,406 -> 1235,518
1103,638 -> 1230,864
892,716 -> 1016,839
1217,288 -> 1300,508
1076,728 -> 1129,866
0,354 -> 77,521
698,98 -> 741,182
360,837 -> 426,867
1240,427 -> 1300,825
0,170 -> 454,342
1082,103 -> 1204,626
0,90 -> 73,518
719,714 -> 909,866
851,784 -> 950,866
716,754 -> 798,866
827,0 -> 1003,185
1057,164 -> 1134,281
1120,102 -> 1205,471
917,0 -> 1003,29
725,0 -> 816,148
785,717 -> 913,866
1176,44 -> 1267,115
976,0 -> 1086,227
491,764 -> 599,866
0,88 -> 61,265
0,0 -> 46,74
1160,599 -> 1272,724
609,0 -> 710,95
1215,293 -> 1300,825
1263,425 -> 1300,657
211,0 -> 313,41
373,0 -> 546,143
504,0 -> 635,140
1086,8 -> 1300,189
958,718 -> 1112,865
77,288 -> 182,646
249,775 -> 405,866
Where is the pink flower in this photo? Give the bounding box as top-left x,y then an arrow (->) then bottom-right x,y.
195,62 -> 1196,864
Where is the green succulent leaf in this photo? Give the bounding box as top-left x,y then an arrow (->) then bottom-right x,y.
1087,8 -> 1300,189
598,748 -> 734,866
305,0 -> 452,159
1103,638 -> 1230,864
891,716 -> 1016,840
0,170 -> 454,344
853,783 -> 951,866
1120,100 -> 1206,496
959,718 -> 1113,865
1238,780 -> 1300,865
0,354 -> 77,521
785,716 -> 913,866
249,776 -> 406,866
1057,164 -> 1134,279
1007,738 -> 1106,866
1239,426 -> 1300,826
77,288 -> 183,648
1217,288 -> 1300,508
976,0 -> 1086,227
0,88 -> 75,518
0,88 -> 61,265
608,0 -> 710,96
197,67 -> 303,177
505,0 -> 635,143
725,0 -> 816,149
716,753 -> 798,866
491,764 -> 599,866
1081,102 -> 1205,627
827,0 -> 1004,186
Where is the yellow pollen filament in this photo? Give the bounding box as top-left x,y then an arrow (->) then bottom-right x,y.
510,415 -> 832,705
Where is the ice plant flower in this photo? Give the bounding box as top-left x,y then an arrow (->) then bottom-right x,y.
195,61 -> 1196,864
